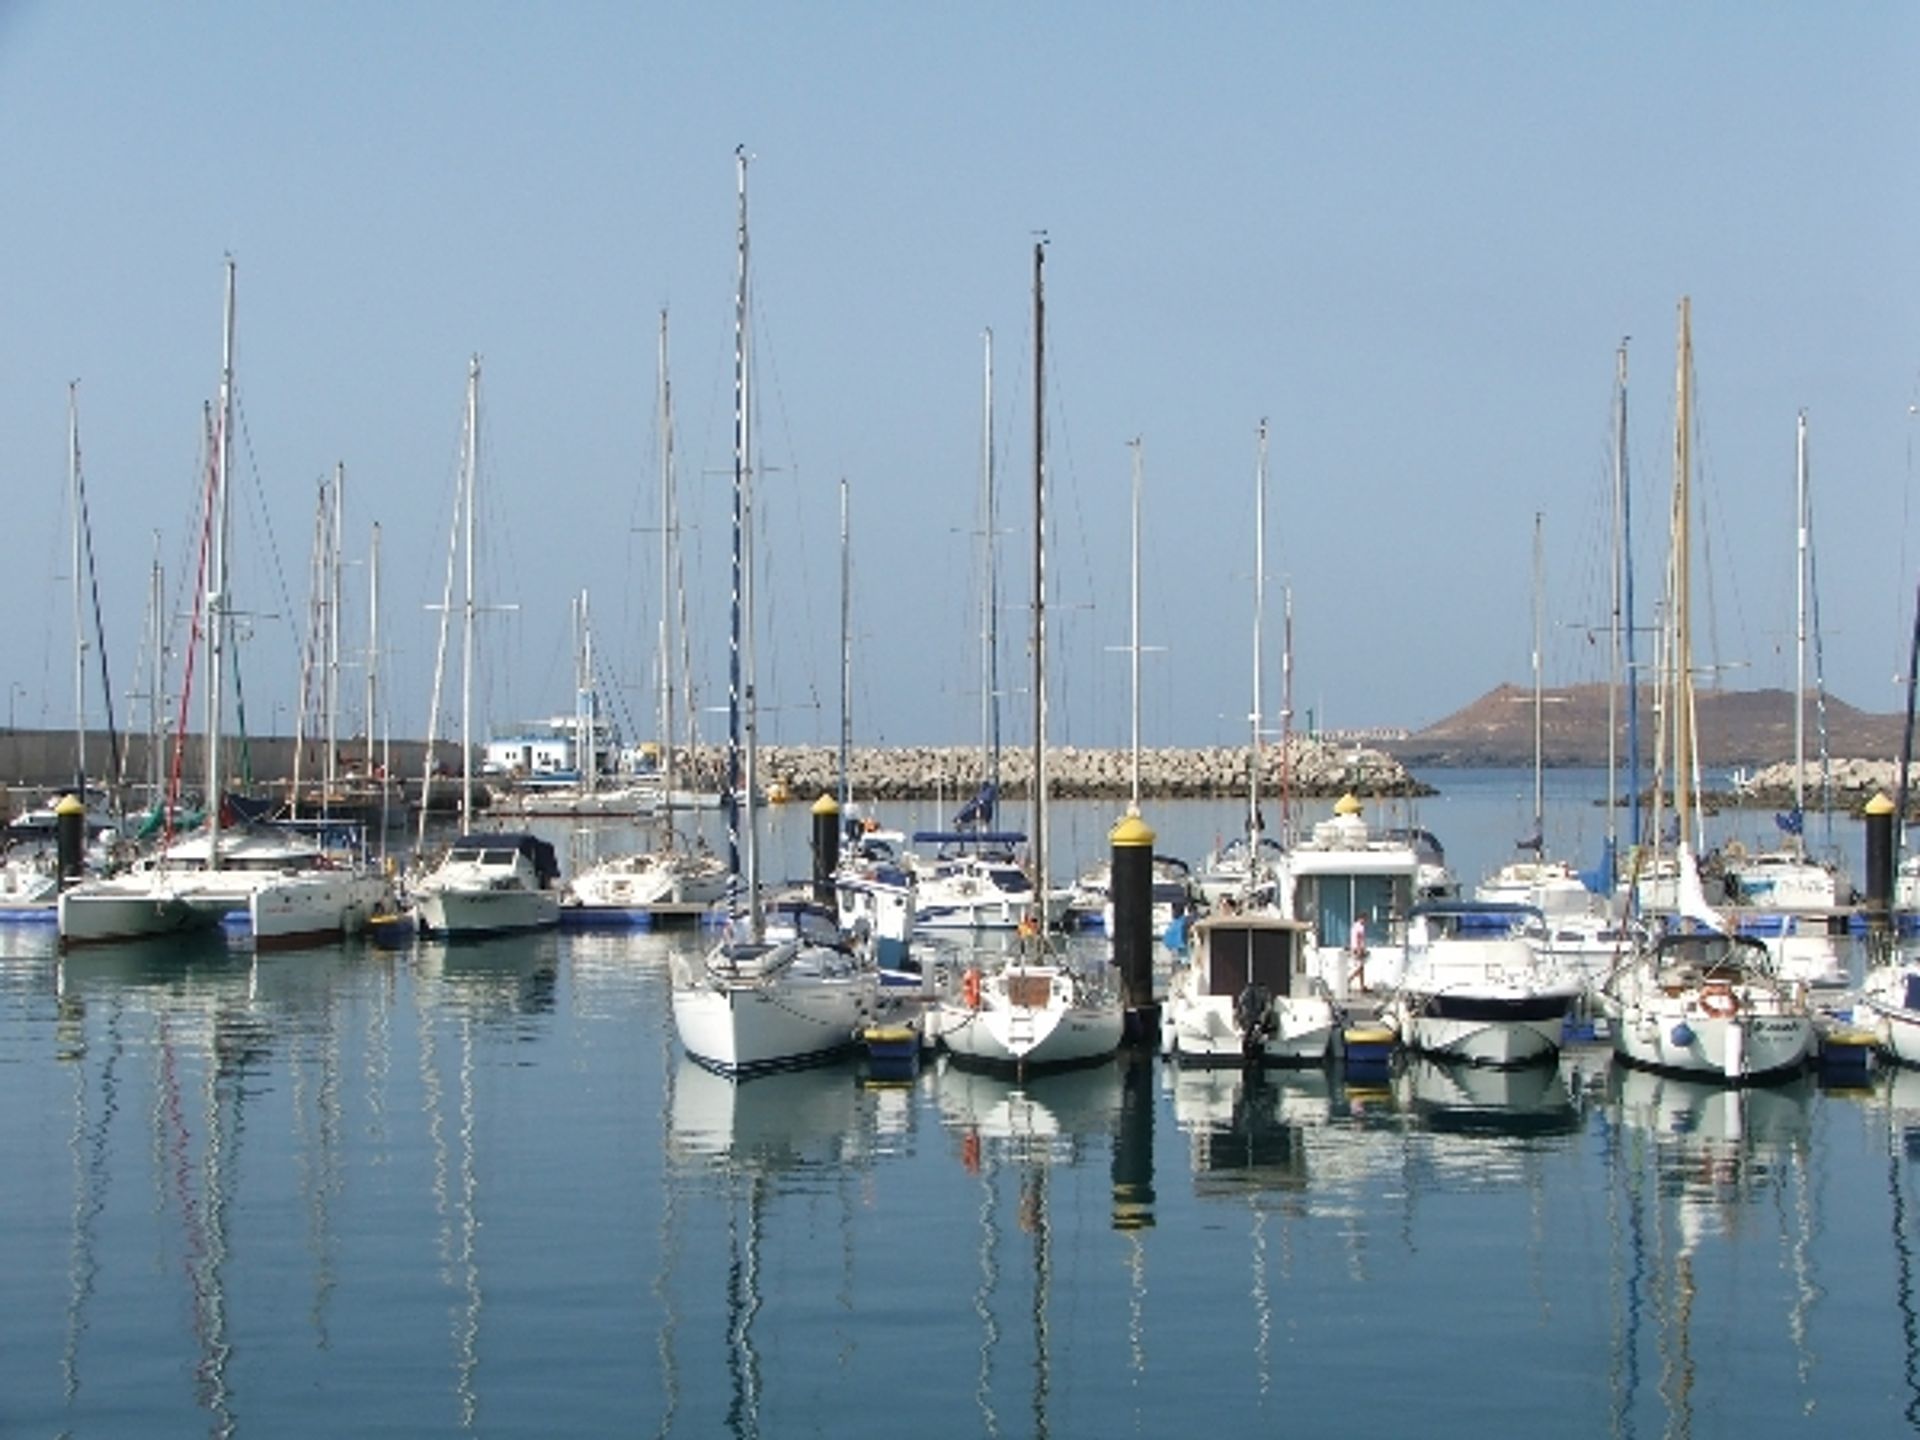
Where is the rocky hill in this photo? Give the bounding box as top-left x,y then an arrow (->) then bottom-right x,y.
1385,683 -> 1907,769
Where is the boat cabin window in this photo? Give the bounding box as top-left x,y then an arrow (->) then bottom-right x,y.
1296,874 -> 1409,951
1205,925 -> 1300,997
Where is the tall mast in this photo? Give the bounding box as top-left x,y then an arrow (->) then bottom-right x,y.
68,380 -> 86,793
981,328 -> 999,797
1794,408 -> 1809,832
365,521 -> 380,780
1609,340 -> 1631,867
1127,436 -> 1142,815
1031,240 -> 1048,910
327,460 -> 344,800
1250,419 -> 1268,860
1530,510 -> 1545,846
728,146 -> 761,932
657,309 -> 678,843
1672,297 -> 1695,854
206,257 -> 237,870
839,476 -> 853,809
1280,583 -> 1294,843
147,532 -> 166,799
460,354 -> 479,828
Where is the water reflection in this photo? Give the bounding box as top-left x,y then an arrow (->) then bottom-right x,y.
1604,1065 -> 1817,1439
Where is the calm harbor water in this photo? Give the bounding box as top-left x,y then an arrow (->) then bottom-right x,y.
3,774 -> 1911,1437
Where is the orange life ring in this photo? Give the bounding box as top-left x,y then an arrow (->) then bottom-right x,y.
1700,982 -> 1738,1019
962,967 -> 983,1009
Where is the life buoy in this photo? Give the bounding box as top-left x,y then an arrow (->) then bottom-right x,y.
962,967 -> 983,1009
1700,982 -> 1738,1018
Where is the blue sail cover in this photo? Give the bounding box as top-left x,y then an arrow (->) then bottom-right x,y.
1775,808 -> 1805,836
1579,837 -> 1616,897
950,781 -> 998,830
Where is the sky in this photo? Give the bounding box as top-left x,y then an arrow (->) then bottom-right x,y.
1,3 -> 1916,759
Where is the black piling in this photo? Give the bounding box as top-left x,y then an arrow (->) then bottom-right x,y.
1110,1045 -> 1156,1230
811,793 -> 841,905
55,793 -> 87,886
1110,809 -> 1157,1039
1865,791 -> 1895,931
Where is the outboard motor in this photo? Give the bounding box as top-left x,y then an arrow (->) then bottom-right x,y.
1234,983 -> 1274,1065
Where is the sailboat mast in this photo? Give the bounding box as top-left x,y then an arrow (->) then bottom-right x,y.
1031,239 -> 1048,906
328,460 -> 344,800
1672,297 -> 1695,854
1127,436 -> 1142,815
69,381 -> 86,793
982,328 -> 999,797
148,533 -> 166,800
657,309 -> 678,841
1250,420 -> 1267,854
1531,510 -> 1545,844
366,521 -> 380,780
207,257 -> 237,870
839,477 -> 852,809
729,146 -> 762,931
1794,409 -> 1808,829
1610,340 -> 1632,866
461,354 -> 479,828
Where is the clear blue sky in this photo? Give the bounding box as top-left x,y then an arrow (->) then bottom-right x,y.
2,3 -> 1915,757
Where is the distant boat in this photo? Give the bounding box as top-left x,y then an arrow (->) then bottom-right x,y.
410,359 -> 560,940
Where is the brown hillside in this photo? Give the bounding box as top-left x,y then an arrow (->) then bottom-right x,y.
1384,683 -> 1907,767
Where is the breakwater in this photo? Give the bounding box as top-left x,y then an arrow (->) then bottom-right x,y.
0,730 -> 1431,808
739,738 -> 1433,802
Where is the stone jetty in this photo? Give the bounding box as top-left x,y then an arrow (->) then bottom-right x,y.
1731,757 -> 1920,815
705,737 -> 1433,803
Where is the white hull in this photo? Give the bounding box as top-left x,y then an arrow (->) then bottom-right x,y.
59,876 -> 238,944
672,939 -> 877,1074
1398,1007 -> 1569,1067
250,870 -> 391,949
933,964 -> 1122,1069
1859,966 -> 1920,1066
1610,995 -> 1813,1082
567,852 -> 732,911
417,886 -> 560,937
1159,987 -> 1337,1064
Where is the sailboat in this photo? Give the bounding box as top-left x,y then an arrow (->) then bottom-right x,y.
1194,420 -> 1286,906
1720,410 -> 1852,924
931,242 -> 1123,1071
669,150 -> 879,1076
907,328 -> 1065,934
1601,298 -> 1814,1084
61,261 -> 388,947
1475,515 -> 1595,917
412,357 -> 563,938
566,312 -> 730,922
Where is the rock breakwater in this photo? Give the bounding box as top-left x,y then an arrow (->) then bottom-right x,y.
684,738 -> 1433,802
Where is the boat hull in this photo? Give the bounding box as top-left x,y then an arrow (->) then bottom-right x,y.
416,887 -> 561,938
249,871 -> 391,950
1610,1006 -> 1813,1083
1395,990 -> 1576,1068
672,965 -> 876,1075
1158,990 -> 1337,1065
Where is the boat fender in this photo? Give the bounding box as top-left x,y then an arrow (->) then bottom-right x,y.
1670,1020 -> 1697,1048
962,967 -> 983,1009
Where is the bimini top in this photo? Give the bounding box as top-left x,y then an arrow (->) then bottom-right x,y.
450,832 -> 561,886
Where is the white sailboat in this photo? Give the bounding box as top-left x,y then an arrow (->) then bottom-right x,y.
1721,410 -> 1851,921
1195,420 -> 1286,907
670,149 -> 879,1075
1603,298 -> 1814,1084
62,260 -> 388,947
413,357 -> 562,938
932,242 -> 1123,1072
566,312 -> 730,923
